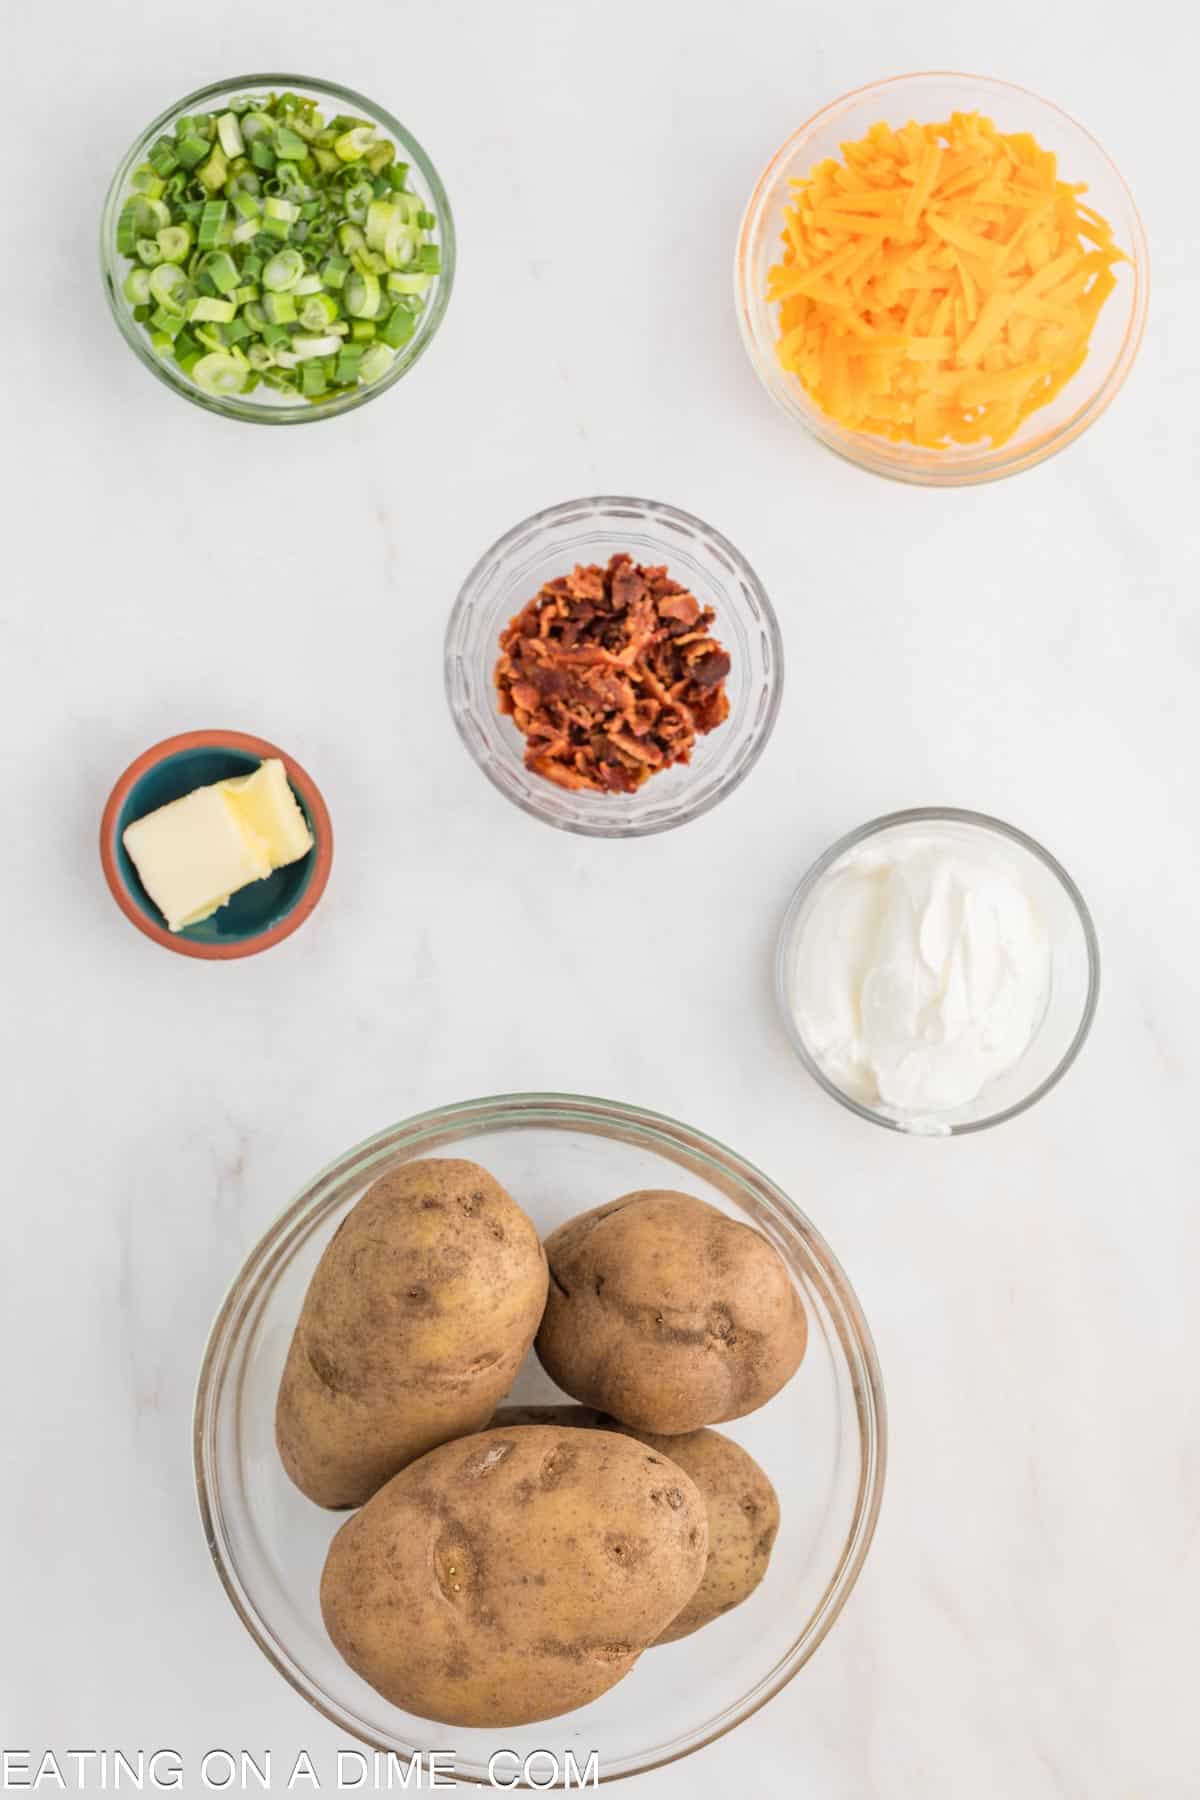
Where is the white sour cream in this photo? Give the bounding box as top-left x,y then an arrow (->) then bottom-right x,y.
789,826 -> 1052,1119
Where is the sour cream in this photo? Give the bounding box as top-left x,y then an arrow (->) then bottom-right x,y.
787,825 -> 1052,1119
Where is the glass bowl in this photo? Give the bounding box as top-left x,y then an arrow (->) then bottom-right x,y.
444,496 -> 784,837
735,72 -> 1149,485
776,809 -> 1100,1135
100,74 -> 455,424
194,1093 -> 885,1785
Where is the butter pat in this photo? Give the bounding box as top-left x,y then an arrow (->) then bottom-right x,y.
222,758 -> 314,865
122,759 -> 314,934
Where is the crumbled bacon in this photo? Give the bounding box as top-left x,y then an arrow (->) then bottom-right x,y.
495,554 -> 732,794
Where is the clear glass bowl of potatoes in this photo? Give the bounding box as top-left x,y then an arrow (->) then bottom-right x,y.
194,1093 -> 885,1783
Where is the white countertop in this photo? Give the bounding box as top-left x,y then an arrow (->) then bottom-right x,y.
4,1 -> 1198,1795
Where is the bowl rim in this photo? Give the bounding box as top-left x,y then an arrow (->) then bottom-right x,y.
444,493 -> 785,839
734,70 -> 1151,486
774,806 -> 1102,1134
99,71 -> 456,426
99,727 -> 334,959
192,1090 -> 888,1785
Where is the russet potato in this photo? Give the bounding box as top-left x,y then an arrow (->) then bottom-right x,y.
493,1405 -> 780,1642
276,1158 -> 547,1509
320,1424 -> 708,1726
534,1190 -> 807,1435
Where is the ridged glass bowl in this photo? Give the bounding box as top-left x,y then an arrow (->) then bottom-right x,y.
194,1094 -> 886,1785
100,73 -> 455,424
445,497 -> 784,837
736,73 -> 1148,484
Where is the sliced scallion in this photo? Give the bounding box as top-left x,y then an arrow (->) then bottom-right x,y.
193,351 -> 249,395
115,88 -> 441,405
123,267 -> 152,305
216,112 -> 245,158
359,342 -> 394,382
343,268 -> 381,318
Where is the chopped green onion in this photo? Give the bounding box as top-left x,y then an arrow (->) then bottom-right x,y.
333,344 -> 363,384
187,295 -> 237,323
130,165 -> 165,199
216,112 -> 245,157
365,199 -> 396,249
115,88 -> 439,406
176,130 -> 209,170
262,247 -> 305,291
197,145 -> 228,193
150,306 -> 186,338
299,291 -> 339,329
198,201 -> 228,250
387,271 -> 431,296
274,124 -> 308,160
383,219 -> 415,269
148,136 -> 180,176
379,303 -> 416,349
342,180 -> 373,225
365,139 -> 395,176
359,342 -> 394,382
156,223 -> 192,263
291,333 -> 342,359
205,251 -> 240,294
262,291 -> 298,324
122,267 -> 152,305
334,125 -> 375,161
343,269 -> 380,318
116,203 -> 140,255
149,262 -> 192,312
193,351 -> 249,396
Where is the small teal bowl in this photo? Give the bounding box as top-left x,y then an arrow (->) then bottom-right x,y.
100,729 -> 333,959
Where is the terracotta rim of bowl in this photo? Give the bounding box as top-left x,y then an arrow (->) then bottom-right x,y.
100,729 -> 334,960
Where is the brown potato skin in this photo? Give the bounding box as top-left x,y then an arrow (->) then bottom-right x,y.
276,1159 -> 548,1509
320,1425 -> 708,1726
535,1190 -> 807,1434
493,1406 -> 780,1641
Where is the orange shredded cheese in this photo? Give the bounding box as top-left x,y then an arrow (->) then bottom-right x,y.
767,112 -> 1125,449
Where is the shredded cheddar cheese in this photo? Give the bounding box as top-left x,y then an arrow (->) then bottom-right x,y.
767,112 -> 1125,449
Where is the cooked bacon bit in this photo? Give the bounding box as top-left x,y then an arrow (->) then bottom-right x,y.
495,553 -> 732,795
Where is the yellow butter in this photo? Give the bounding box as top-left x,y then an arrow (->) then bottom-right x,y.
121,758 -> 313,934
221,758 -> 314,866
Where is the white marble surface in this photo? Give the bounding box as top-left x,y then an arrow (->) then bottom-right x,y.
4,0 -> 1199,1794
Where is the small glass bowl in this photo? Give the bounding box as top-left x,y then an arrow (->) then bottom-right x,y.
100,74 -> 455,424
735,73 -> 1149,485
444,496 -> 783,838
776,809 -> 1100,1135
194,1093 -> 885,1784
